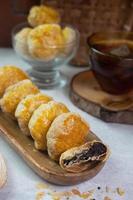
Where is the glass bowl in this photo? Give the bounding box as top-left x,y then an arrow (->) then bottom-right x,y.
12,23 -> 79,88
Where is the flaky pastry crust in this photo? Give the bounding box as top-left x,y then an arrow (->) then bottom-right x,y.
15,28 -> 32,57
27,24 -> 65,60
28,5 -> 60,27
0,79 -> 39,118
47,112 -> 90,161
0,65 -> 29,97
59,140 -> 109,172
29,101 -> 69,150
15,93 -> 52,135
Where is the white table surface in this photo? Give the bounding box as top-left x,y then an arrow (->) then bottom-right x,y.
0,48 -> 133,200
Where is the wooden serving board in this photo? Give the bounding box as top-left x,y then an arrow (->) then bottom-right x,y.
70,71 -> 133,124
0,110 -> 106,185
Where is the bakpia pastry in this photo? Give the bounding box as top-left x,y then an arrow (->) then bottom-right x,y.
27,24 -> 65,60
47,113 -> 90,161
28,5 -> 60,27
62,27 -> 76,54
29,101 -> 69,150
0,65 -> 29,97
0,79 -> 39,118
14,28 -> 32,57
15,93 -> 52,136
59,140 -> 108,173
0,66 -> 110,174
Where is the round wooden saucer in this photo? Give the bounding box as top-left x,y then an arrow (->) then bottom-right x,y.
70,71 -> 133,124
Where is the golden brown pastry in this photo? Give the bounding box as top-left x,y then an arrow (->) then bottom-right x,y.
62,27 -> 76,44
59,140 -> 109,173
15,93 -> 52,136
62,27 -> 77,54
29,101 -> 69,150
47,113 -> 90,161
0,79 -> 39,118
14,28 -> 32,58
0,65 -> 29,97
28,5 -> 60,27
27,24 -> 65,60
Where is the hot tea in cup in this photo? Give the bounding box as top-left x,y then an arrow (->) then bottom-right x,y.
88,32 -> 133,94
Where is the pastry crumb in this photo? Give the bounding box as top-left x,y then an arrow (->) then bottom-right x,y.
52,196 -> 61,200
51,191 -> 72,200
71,188 -> 94,199
116,187 -> 125,196
34,184 -> 125,200
71,188 -> 81,196
104,196 -> 112,200
36,182 -> 49,189
88,189 -> 95,197
35,191 -> 45,200
80,192 -> 92,199
61,191 -> 72,196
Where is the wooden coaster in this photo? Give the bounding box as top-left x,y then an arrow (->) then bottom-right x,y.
70,71 -> 133,124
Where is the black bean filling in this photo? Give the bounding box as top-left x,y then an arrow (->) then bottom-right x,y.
63,142 -> 107,166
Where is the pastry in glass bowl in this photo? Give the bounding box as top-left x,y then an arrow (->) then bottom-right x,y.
27,24 -> 65,61
28,5 -> 60,27
14,27 -> 32,58
12,23 -> 79,88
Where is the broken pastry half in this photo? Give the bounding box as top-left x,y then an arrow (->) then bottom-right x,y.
47,112 -> 90,161
15,93 -> 52,136
59,140 -> 109,173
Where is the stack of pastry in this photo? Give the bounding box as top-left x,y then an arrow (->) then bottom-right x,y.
0,65 -> 109,173
14,5 -> 76,61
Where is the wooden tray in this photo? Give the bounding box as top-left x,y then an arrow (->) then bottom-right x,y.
0,110 -> 107,185
70,71 -> 133,124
